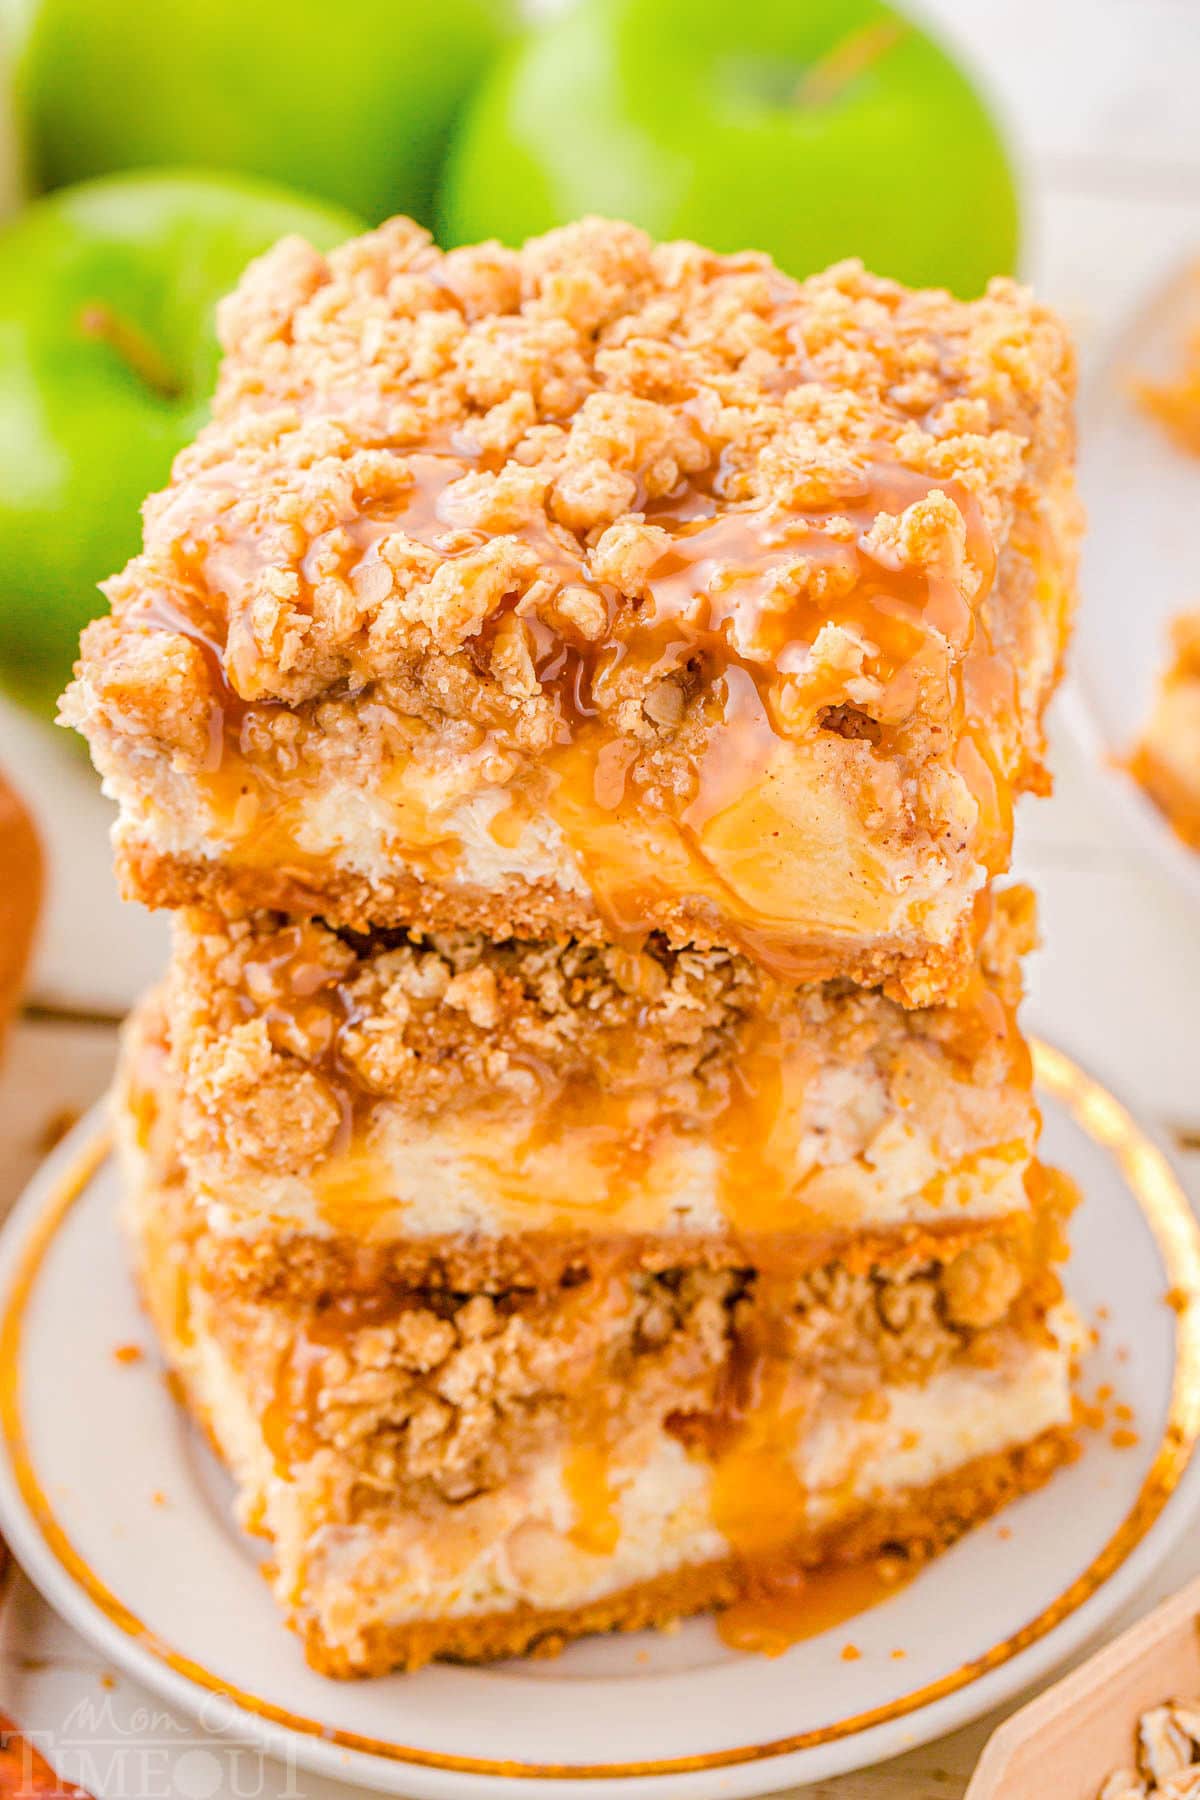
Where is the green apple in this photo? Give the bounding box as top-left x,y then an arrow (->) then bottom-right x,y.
14,0 -> 517,226
440,0 -> 1018,296
0,170 -> 361,716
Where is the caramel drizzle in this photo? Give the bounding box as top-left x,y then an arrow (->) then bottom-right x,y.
715,1558 -> 915,1657
230,923 -> 370,1156
704,1269 -> 814,1562
692,1265 -> 919,1655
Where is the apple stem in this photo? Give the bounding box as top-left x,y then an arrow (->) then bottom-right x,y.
78,303 -> 183,400
794,18 -> 908,108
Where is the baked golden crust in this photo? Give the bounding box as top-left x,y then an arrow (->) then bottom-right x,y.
189,1218 -> 1040,1308
63,218 -> 1080,989
113,838 -> 985,1006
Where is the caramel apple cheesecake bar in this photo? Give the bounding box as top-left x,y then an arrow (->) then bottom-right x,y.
122,887 -> 1041,1297
1131,607 -> 1200,851
63,217 -> 1080,1003
69,213 -> 1084,1674
118,991 -> 1078,1675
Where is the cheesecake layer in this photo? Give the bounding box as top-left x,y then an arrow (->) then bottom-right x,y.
124,1121 -> 1078,1676
118,888 -> 1043,1290
63,219 -> 1080,1002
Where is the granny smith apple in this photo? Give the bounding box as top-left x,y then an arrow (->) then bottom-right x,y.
440,0 -> 1018,296
0,170 -> 361,716
15,0 -> 517,226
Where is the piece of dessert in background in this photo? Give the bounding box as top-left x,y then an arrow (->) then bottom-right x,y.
117,984 -> 1077,1675
67,213 -> 1084,1675
1129,329 -> 1200,853
1134,323 -> 1200,458
62,218 -> 1081,1006
0,768 -> 42,1056
1130,609 -> 1200,852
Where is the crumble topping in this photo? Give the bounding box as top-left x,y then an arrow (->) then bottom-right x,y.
65,216 -> 1075,783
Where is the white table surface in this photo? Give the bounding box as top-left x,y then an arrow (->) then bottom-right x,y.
2,2 -> 1199,1793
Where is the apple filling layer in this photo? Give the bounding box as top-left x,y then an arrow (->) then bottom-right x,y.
63,219 -> 1080,1001
123,1110 -> 1078,1675
117,888 -> 1042,1292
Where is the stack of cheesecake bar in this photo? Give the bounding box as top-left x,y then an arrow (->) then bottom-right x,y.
64,216 -> 1083,1676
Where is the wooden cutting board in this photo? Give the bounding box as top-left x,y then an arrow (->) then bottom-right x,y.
967,1575 -> 1200,1799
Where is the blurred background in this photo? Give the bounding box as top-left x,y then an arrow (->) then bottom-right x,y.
0,0 -> 1197,1088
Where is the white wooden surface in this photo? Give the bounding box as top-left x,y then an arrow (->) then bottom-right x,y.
1,2 -> 1199,1793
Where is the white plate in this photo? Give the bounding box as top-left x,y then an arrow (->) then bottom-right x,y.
1069,256 -> 1200,900
1,1045 -> 1199,1800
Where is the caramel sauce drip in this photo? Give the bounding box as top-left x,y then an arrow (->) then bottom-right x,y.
703,1271 -> 814,1570
698,1269 -> 916,1657
457,1082 -> 668,1226
230,922 -> 371,1157
1022,1161 -> 1079,1266
261,1327 -> 329,1470
918,885 -> 1032,1089
563,1434 -> 621,1559
711,1019 -> 826,1236
716,1557 -> 914,1657
533,455 -> 1006,966
133,435 -> 1013,966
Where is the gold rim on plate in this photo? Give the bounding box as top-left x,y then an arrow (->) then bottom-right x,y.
1,1041 -> 1199,1780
